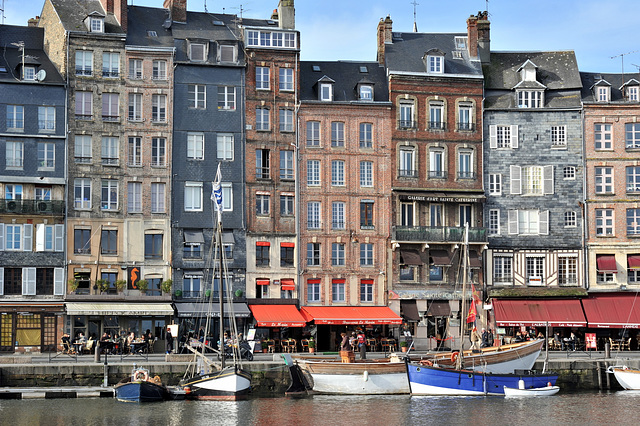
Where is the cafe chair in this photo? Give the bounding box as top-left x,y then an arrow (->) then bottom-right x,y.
84,339 -> 95,354
609,338 -> 620,351
301,339 -> 309,352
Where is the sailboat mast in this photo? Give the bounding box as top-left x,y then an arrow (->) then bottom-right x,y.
217,223 -> 225,370
457,223 -> 469,370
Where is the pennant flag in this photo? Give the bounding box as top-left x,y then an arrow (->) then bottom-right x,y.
212,164 -> 223,223
471,282 -> 481,305
466,300 -> 477,324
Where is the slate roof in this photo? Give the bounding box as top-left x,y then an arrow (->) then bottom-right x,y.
384,32 -> 482,77
126,6 -> 173,48
50,0 -> 124,34
580,71 -> 640,103
483,51 -> 582,109
0,25 -> 64,85
299,61 -> 389,103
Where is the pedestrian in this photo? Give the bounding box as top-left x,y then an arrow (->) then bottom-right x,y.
481,328 -> 489,348
357,329 -> 367,359
470,327 -> 481,351
166,328 -> 173,354
340,332 -> 350,351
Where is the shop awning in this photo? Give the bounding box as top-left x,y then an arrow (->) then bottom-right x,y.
582,294 -> 640,328
469,250 -> 482,268
400,249 -> 422,265
300,306 -> 402,325
280,279 -> 295,291
426,301 -> 451,316
256,279 -> 270,286
174,302 -> 251,318
184,230 -> 204,243
66,303 -> 174,316
628,255 -> 640,270
596,254 -> 618,272
400,300 -> 420,321
249,304 -> 307,327
430,250 -> 452,266
493,299 -> 586,327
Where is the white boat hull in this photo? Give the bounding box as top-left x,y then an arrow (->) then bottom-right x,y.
183,366 -> 252,400
503,385 -> 559,397
611,367 -> 640,390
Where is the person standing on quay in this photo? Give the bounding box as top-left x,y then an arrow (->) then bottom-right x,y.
357,330 -> 367,360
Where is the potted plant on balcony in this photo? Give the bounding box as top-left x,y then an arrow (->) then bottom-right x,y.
175,289 -> 183,298
161,279 -> 172,294
95,279 -> 109,293
308,338 -> 316,354
400,340 -> 408,352
136,279 -> 148,293
115,279 -> 127,293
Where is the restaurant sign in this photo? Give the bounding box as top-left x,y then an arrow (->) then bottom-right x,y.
389,289 -> 468,300
399,195 -> 481,203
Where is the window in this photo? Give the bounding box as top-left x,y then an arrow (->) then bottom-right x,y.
151,138 -> 166,167
101,137 -> 119,165
517,90 -> 542,108
280,194 -> 294,216
307,279 -> 320,302
522,166 -> 543,195
428,55 -> 443,73
145,234 -> 163,259
511,165 -> 554,195
74,178 -> 91,209
101,94 -> 118,121
280,245 -> 294,267
22,66 -> 36,81
256,108 -> 270,131
280,109 -> 294,132
182,275 -> 201,298
627,166 -> 640,193
628,86 -> 639,101
90,17 -> 103,32
7,141 -> 24,168
493,256 -> 513,283
256,149 -> 270,179
430,264 -> 443,281
151,94 -> 166,122
399,100 -> 415,129
597,86 -> 609,102
596,209 -> 614,236
217,134 -> 234,161
488,209 -> 500,235
429,149 -> 445,178
256,66 -> 270,90
359,85 -> 373,101
187,133 -> 204,159
217,86 -> 235,110
360,201 -> 374,229
458,150 -> 473,179
152,60 -> 167,80
184,182 -> 202,211
597,268 -> 615,284
279,68 -> 294,91
35,186 -> 51,200
401,202 -> 414,226
460,204 -> 472,226
458,102 -> 473,130
489,125 -> 518,149
127,182 -> 142,213
332,202 -> 345,229
320,83 -> 333,101
218,44 -> 236,63
75,91 -> 92,119
128,93 -> 142,121
628,209 -> 640,235
151,183 -> 165,213
489,174 -> 501,195
526,256 -> 544,284
37,142 -> 55,169
626,123 -> 640,149
74,229 -> 91,254
564,211 -> 577,227
564,166 -> 576,179
307,201 -> 321,229
129,58 -> 142,79
247,30 -> 297,48
595,167 -> 614,194
256,193 -> 270,216
76,50 -> 93,76
332,279 -> 345,302
307,160 -> 320,186
399,263 -> 417,281
256,244 -> 270,267
102,52 -> 120,78
6,105 -> 24,130
5,184 -> 22,200
38,106 -> 55,131
221,183 -> 233,211
399,147 -> 416,177
550,125 -> 566,147
331,122 -> 345,147
101,180 -> 118,210
35,225 -> 62,252
100,229 -> 117,255
508,209 -> 548,235
280,150 -> 294,180
74,135 -> 92,163
189,43 -> 206,61
430,204 -> 443,226
331,160 -> 345,186
128,137 -> 142,166
306,121 -> 320,146
188,84 -> 206,109
594,124 -> 612,150
360,280 -> 373,302
556,256 -> 578,285
360,161 -> 373,187
360,243 -> 374,266
359,123 -> 373,148
428,101 -> 444,130
4,224 -> 23,250
184,238 -> 201,259
307,243 -> 320,266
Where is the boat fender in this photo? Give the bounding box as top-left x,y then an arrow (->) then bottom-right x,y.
450,352 -> 459,363
134,370 -> 148,382
184,386 -> 191,394
363,370 -> 369,382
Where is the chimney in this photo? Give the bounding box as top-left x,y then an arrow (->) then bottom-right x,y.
376,15 -> 392,66
271,9 -> 278,20
278,0 -> 295,30
114,0 -> 127,32
100,0 -> 114,14
467,11 -> 490,64
163,0 -> 187,24
28,16 -> 40,27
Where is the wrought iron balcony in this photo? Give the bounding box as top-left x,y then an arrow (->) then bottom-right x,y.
0,199 -> 65,215
428,170 -> 448,179
398,120 -> 417,130
428,121 -> 446,130
398,169 -> 418,178
457,171 -> 476,179
457,122 -> 475,131
393,226 -> 487,243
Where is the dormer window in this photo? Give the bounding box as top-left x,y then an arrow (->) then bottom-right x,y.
320,83 -> 333,101
359,85 -> 373,101
597,86 -> 610,102
454,36 -> 467,50
218,44 -> 236,63
23,66 -> 36,81
517,90 -> 543,108
189,42 -> 207,62
424,49 -> 445,74
90,17 -> 104,32
621,80 -> 639,102
514,60 -> 546,108
629,86 -> 639,102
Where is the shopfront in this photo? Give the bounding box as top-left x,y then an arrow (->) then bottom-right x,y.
0,303 -> 64,353
174,302 -> 251,350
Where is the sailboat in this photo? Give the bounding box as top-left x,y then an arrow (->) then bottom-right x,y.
407,224 -> 558,395
179,166 -> 252,400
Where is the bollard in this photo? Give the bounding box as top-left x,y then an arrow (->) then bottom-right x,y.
605,342 -> 610,359
103,352 -> 109,387
95,343 -> 100,363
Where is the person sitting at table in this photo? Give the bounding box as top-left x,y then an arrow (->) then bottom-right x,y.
61,333 -> 73,353
514,331 -> 524,343
74,332 -> 87,354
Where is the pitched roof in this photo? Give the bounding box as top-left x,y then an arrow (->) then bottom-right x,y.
126,6 -> 174,48
50,0 -> 124,34
580,71 -> 640,103
299,61 -> 389,102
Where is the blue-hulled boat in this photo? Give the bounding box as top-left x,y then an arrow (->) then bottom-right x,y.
115,367 -> 169,402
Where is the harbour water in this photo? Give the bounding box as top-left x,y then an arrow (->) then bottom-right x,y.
1,391 -> 640,426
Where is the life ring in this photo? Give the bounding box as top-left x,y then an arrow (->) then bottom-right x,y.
134,370 -> 148,382
450,352 -> 459,363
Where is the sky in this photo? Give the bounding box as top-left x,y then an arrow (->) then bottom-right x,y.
2,0 -> 639,73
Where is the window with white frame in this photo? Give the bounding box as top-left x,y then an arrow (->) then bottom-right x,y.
256,193 -> 270,216
187,133 -> 204,159
564,211 -> 577,227
307,201 -> 321,229
331,160 -> 345,186
597,86 -> 609,102
458,150 -> 473,179
76,50 -> 93,76
628,166 -> 640,193
152,60 -> 167,80
595,167 -> 614,194
101,94 -> 118,121
510,165 -> 554,195
489,125 -> 518,149
489,174 -> 502,195
493,256 -> 512,283
429,148 -> 445,178
6,141 -> 23,169
360,244 -> 374,266
256,108 -> 270,131
320,83 -> 333,101
221,183 -> 233,211
332,279 -> 345,302
256,149 -> 270,179
280,194 -> 294,216
101,180 -> 118,210
428,55 -> 443,73
508,209 -> 549,235
6,105 -> 24,130
151,94 -> 166,122
331,122 -> 344,147
307,160 -> 320,186
151,138 -> 166,167
38,106 -> 55,131
564,166 -> 576,179
360,279 -> 373,302
307,279 -> 320,302
595,123 -> 612,149
458,102 -> 473,130
127,137 -> 142,166
428,101 -> 444,129
101,137 -> 119,166
488,209 -> 500,235
256,66 -> 270,90
35,186 -> 51,200
307,121 -> 320,146
128,93 -> 142,121
218,44 -> 236,63
4,224 -> 26,250
360,161 -> 373,187
401,202 -> 414,227
517,90 -> 542,108
188,84 -> 206,109
35,224 -> 63,252
332,201 -> 345,229
332,243 -> 345,266
75,91 -> 92,119
89,17 -> 103,32
127,182 -> 142,213
627,208 -> 640,235
22,66 -> 36,81
216,134 -> 233,160
102,52 -> 120,78
74,178 -> 91,209
280,150 -> 294,180
399,100 -> 415,129
151,182 -> 165,213
626,123 -> 640,148
360,123 -> 373,148
37,142 -> 55,169
595,208 -> 614,236
551,125 -> 566,147
525,256 -> 544,284
307,244 -> 320,266
399,147 -> 416,177
5,184 -> 22,200
74,135 -> 92,163
189,43 -> 206,61
279,68 -> 294,91
430,204 -> 443,226
246,30 -> 297,48
359,85 -> 373,101
628,86 -> 639,101
184,182 -> 203,211
129,58 -> 142,79
279,108 -> 294,132
558,256 -> 577,285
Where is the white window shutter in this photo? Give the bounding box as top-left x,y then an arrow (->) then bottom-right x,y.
0,267 -> 4,295
55,224 -> 64,252
508,210 -> 519,234
510,165 -> 522,195
543,165 -> 554,194
35,224 -> 45,252
22,267 -> 28,295
0,223 -> 4,251
540,210 -> 549,235
54,268 -> 65,295
510,125 -> 519,148
23,223 -> 32,252
489,125 -> 497,149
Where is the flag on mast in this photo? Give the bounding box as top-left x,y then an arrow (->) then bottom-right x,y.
212,163 -> 223,224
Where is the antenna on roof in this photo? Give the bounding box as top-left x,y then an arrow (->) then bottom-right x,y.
611,50 -> 639,88
632,64 -> 640,73
0,0 -> 5,25
411,0 -> 419,32
204,0 -> 208,13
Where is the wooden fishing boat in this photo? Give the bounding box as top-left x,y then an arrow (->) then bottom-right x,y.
608,366 -> 640,390
503,384 -> 560,397
114,367 -> 169,402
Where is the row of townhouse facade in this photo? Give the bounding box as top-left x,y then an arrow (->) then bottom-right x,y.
1,1 -> 639,353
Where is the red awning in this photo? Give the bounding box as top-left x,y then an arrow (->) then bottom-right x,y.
628,255 -> 640,270
493,299 -> 587,327
596,254 -> 618,272
249,305 -> 307,327
280,279 -> 295,291
256,279 -> 270,286
300,306 -> 403,325
582,294 -> 640,328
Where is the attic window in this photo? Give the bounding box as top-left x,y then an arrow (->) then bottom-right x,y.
219,44 -> 236,63
147,31 -> 158,37
90,17 -> 104,33
455,36 -> 467,50
452,51 -> 462,59
23,66 -> 36,81
359,85 -> 373,101
0,66 -> 7,72
428,56 -> 443,73
312,65 -> 321,72
189,43 -> 207,62
267,20 -> 277,25
320,83 -> 333,101
517,90 -> 543,108
597,86 -> 610,102
359,66 -> 368,73
213,20 -> 224,26
628,86 -> 639,102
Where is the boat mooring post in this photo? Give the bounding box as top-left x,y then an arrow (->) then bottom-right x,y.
102,351 -> 109,387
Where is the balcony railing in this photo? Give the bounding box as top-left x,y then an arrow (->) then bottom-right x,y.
457,122 -> 475,131
0,199 -> 65,215
398,120 -> 417,130
457,171 -> 476,179
393,226 -> 487,243
398,169 -> 418,178
75,68 -> 92,76
428,170 -> 447,179
102,70 -> 120,78
428,121 -> 446,130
